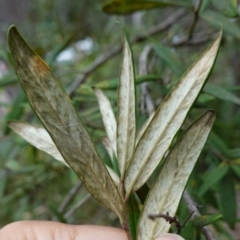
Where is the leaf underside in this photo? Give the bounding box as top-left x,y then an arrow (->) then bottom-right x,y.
124,30 -> 222,198
8,26 -> 124,222
138,111 -> 215,240
117,34 -> 136,178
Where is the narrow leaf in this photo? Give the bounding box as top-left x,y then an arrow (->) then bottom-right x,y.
218,173 -> 236,228
199,162 -> 229,196
193,214 -> 222,228
138,111 -> 215,240
9,121 -> 120,186
117,34 -> 136,177
152,43 -> 185,77
125,31 -> 222,198
201,10 -> 240,39
212,0 -> 238,18
8,26 -> 124,222
93,87 -> 117,157
9,121 -> 66,165
204,83 -> 240,105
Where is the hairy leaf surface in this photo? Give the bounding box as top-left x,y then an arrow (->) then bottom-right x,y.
138,111 -> 215,240
93,88 -> 117,157
125,31 -> 221,198
117,34 -> 136,177
8,26 -> 124,221
9,121 -> 66,164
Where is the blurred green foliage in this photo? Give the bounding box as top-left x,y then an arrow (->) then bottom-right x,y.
1,0 -> 240,239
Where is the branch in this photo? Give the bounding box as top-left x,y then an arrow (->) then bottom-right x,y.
67,8 -> 186,97
188,0 -> 202,40
64,193 -> 91,219
139,45 -> 155,116
183,190 -> 217,240
58,180 -> 82,213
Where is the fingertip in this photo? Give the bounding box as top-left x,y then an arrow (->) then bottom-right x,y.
155,233 -> 185,240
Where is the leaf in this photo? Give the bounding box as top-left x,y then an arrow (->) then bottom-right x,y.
230,164 -> 240,179
9,121 -> 121,187
95,75 -> 160,90
193,214 -> 222,228
218,173 -> 236,228
204,83 -> 240,105
8,26 -> 124,222
8,121 -> 67,163
201,10 -> 240,39
4,92 -> 26,135
128,194 -> 141,240
101,0 -> 192,14
152,43 -> 185,77
93,88 -> 117,157
137,111 -> 215,240
207,131 -> 229,155
102,0 -> 173,14
117,34 -> 136,177
199,162 -> 229,196
125,30 -> 222,198
212,0 -> 238,18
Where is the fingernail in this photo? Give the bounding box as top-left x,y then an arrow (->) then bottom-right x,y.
155,233 -> 185,240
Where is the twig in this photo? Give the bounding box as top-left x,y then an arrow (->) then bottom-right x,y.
67,9 -> 186,97
139,45 -> 155,116
58,180 -> 82,213
188,0 -> 202,40
183,190 -> 217,240
64,193 -> 91,219
149,211 -> 194,234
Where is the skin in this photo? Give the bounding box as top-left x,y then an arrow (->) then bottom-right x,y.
0,221 -> 185,240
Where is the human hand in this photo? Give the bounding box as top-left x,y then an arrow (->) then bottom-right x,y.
0,221 -> 185,240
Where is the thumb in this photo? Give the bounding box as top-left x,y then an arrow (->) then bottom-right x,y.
155,233 -> 185,240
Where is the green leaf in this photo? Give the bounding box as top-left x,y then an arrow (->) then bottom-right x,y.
152,43 -> 185,76
95,75 -> 160,90
4,91 -> 26,135
207,131 -> 229,155
102,0 -> 192,14
93,88 -> 117,157
101,0 -> 173,14
201,10 -> 240,39
230,164 -> 240,179
218,173 -> 236,228
128,194 -> 140,240
48,203 -> 67,223
193,214 -> 222,228
138,111 -> 215,239
204,83 -> 240,105
0,72 -> 18,87
8,26 -> 124,222
125,30 -> 222,199
117,34 -> 136,177
199,162 -> 229,196
212,0 -> 238,18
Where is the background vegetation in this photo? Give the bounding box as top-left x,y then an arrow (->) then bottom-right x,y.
0,0 -> 240,239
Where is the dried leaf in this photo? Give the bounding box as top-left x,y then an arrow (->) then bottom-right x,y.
125,31 -> 222,198
93,88 -> 117,157
8,26 -> 124,222
117,34 -> 136,177
138,111 -> 215,240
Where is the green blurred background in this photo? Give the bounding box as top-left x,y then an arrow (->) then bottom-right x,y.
1,0 -> 240,239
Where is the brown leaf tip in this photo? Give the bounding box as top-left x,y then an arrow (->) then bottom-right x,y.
31,56 -> 50,76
